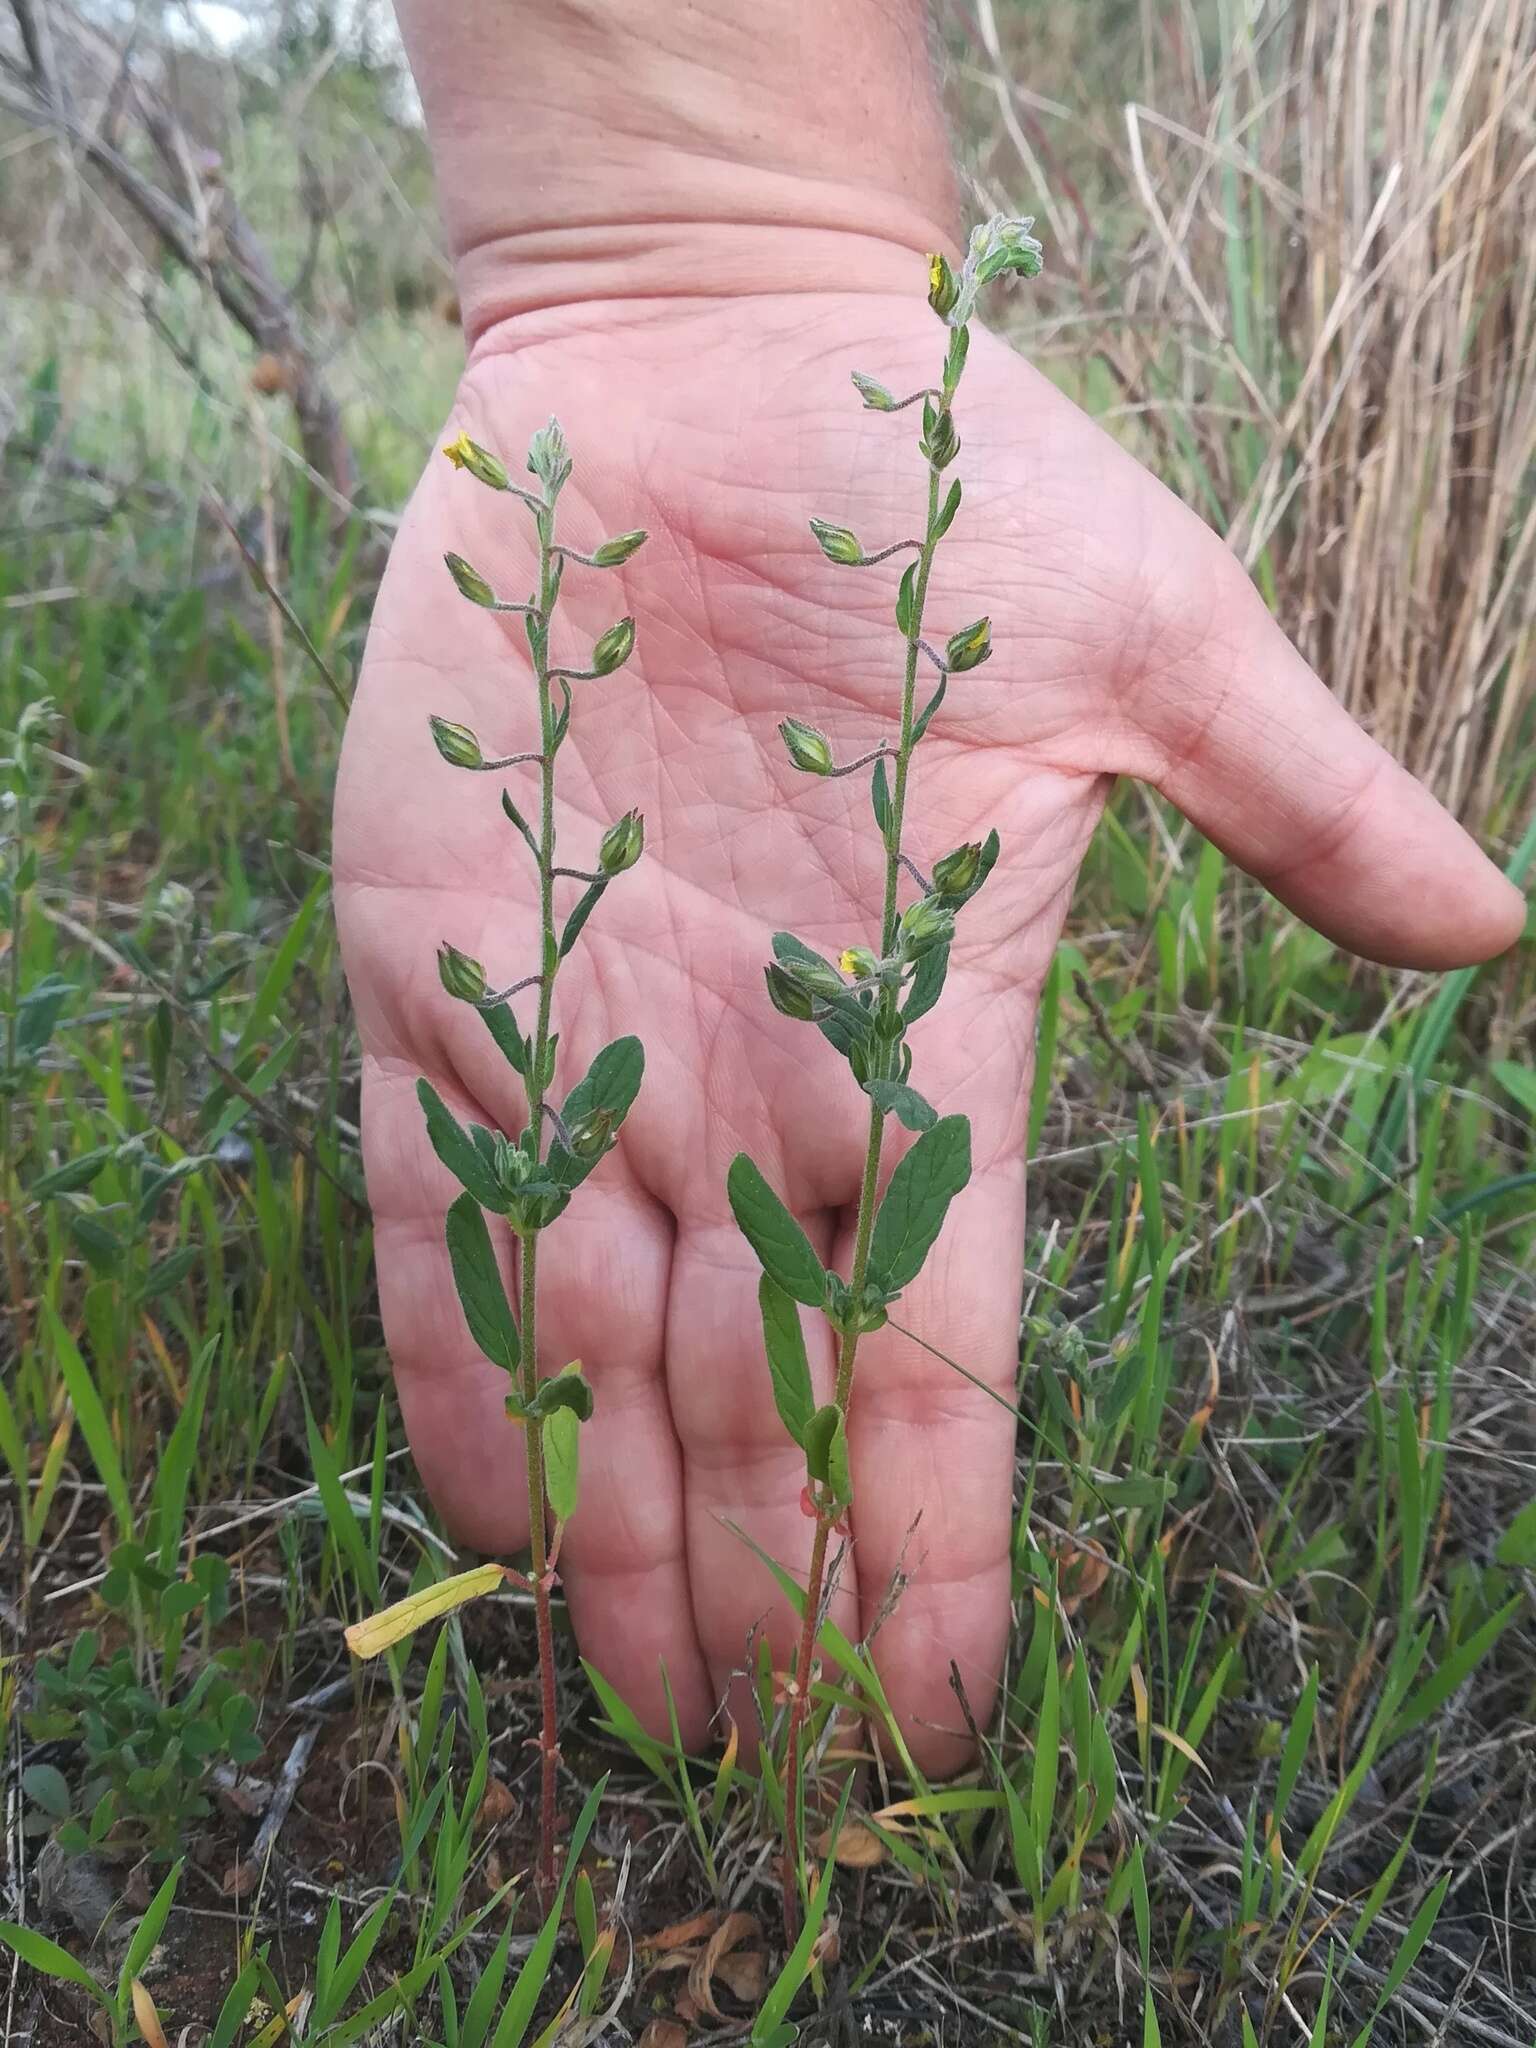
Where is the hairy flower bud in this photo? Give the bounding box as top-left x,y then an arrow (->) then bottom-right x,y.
927,251 -> 960,318
785,956 -> 847,1001
765,964 -> 817,1021
591,617 -> 636,675
932,843 -> 983,899
444,552 -> 496,608
437,942 -> 487,1003
839,946 -> 880,981
429,715 -> 484,769
598,808 -> 644,875
779,718 -> 835,776
899,898 -> 955,961
945,617 -> 992,673
527,416 -> 572,496
808,518 -> 864,566
441,432 -> 509,490
923,407 -> 960,470
851,371 -> 897,412
590,529 -> 648,568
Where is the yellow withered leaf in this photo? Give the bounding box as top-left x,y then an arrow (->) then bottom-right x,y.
344,1562 -> 506,1660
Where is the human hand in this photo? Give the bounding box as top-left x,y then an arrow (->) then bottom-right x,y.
334,274 -> 1521,1773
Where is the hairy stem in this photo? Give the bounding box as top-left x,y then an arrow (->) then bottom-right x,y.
518,497 -> 564,1906
781,433 -> 950,1940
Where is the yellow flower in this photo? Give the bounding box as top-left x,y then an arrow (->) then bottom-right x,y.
442,431 -> 474,470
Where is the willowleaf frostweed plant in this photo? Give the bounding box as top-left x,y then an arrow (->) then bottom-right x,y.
344,420 -> 649,1904
724,216 -> 1044,1938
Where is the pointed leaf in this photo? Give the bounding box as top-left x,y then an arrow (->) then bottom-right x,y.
727,1155 -> 827,1307
868,1115 -> 971,1294
445,1194 -> 519,1373
417,1080 -> 506,1211
864,1079 -> 937,1132
759,1276 -> 814,1447
544,1413 -> 579,1524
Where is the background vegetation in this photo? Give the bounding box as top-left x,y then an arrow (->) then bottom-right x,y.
2,2 -> 1534,2042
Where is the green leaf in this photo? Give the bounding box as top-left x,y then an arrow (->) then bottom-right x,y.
30,1147 -> 114,1199
22,1763 -> 71,1818
803,1405 -> 850,1506
895,560 -> 918,637
1491,1060 -> 1536,1118
867,1115 -> 971,1294
759,1276 -> 814,1448
901,941 -> 949,1026
864,1079 -> 937,1132
530,1369 -> 594,1422
933,478 -> 962,539
871,758 -> 890,837
543,1372 -> 585,1524
445,1194 -> 520,1374
500,790 -> 541,862
727,1155 -> 827,1307
234,874 -> 327,1059
751,1777 -> 852,2046
548,1037 -> 645,1190
481,1001 -> 529,1076
911,672 -> 947,745
490,1778 -> 606,2048
1496,1495 -> 1536,1567
44,1302 -> 133,1539
117,1859 -> 183,2010
559,879 -> 609,960
418,1080 -> 506,1211
0,1921 -> 107,2003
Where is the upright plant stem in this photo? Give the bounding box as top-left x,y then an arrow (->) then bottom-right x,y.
781,460 -> 945,1941
519,500 -> 563,1906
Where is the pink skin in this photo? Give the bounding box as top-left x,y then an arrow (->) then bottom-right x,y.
334,279 -> 1523,1778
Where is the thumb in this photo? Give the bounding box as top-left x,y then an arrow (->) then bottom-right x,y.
1110,499 -> 1524,970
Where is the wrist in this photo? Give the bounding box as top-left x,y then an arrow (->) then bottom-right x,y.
397,0 -> 960,343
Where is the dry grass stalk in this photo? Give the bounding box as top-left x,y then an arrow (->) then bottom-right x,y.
958,0 -> 1536,833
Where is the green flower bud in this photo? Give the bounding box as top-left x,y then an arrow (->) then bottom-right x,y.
784,956 -> 847,1002
922,407 -> 960,470
598,808 -> 644,875
765,964 -> 817,1021
590,529 -> 648,568
899,898 -> 955,961
851,372 -> 897,412
437,942 -> 487,1003
444,552 -> 496,608
932,842 -> 983,898
779,717 -> 835,776
808,517 -> 864,566
591,616 -> 636,675
974,215 -> 1044,286
527,416 -> 572,497
567,1108 -> 615,1159
441,432 -> 510,490
838,946 -> 880,981
927,251 -> 960,318
945,617 -> 992,673
429,715 -> 484,769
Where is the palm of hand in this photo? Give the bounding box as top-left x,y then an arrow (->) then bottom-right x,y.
336,291 -> 1511,1772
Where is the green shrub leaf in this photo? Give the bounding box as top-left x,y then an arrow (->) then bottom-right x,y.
445,1193 -> 520,1373
759,1276 -> 814,1448
868,1115 -> 971,1294
727,1155 -> 827,1307
417,1080 -> 506,1211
